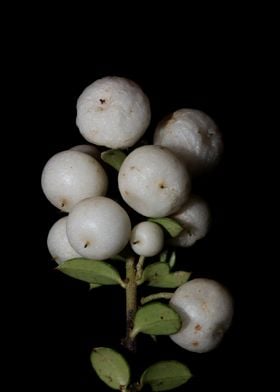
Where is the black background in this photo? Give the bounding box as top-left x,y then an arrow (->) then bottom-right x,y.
19,35 -> 261,391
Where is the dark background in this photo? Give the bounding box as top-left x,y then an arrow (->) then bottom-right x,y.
20,39 -> 259,391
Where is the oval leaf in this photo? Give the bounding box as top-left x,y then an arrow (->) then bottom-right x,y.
141,360 -> 192,391
101,149 -> 127,171
143,262 -> 191,288
148,218 -> 183,238
91,347 -> 130,390
57,258 -> 124,286
149,271 -> 191,288
131,302 -> 181,337
143,262 -> 170,282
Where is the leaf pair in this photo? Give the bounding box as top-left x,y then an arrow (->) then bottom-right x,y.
143,262 -> 191,288
91,347 -> 192,391
57,258 -> 125,287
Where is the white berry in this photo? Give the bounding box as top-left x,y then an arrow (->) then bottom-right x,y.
154,109 -> 223,175
47,217 -> 81,264
170,279 -> 233,353
118,145 -> 191,217
66,196 -> 131,260
70,144 -> 100,159
41,150 -> 108,212
76,76 -> 151,149
130,221 -> 164,257
170,195 -> 210,247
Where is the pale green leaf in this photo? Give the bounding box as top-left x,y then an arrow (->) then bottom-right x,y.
149,271 -> 191,288
168,251 -> 176,269
159,250 -> 168,263
148,218 -> 183,238
143,262 -> 170,282
57,258 -> 123,286
89,283 -> 102,290
141,360 -> 192,391
143,262 -> 191,288
101,149 -> 127,171
90,347 -> 130,390
131,302 -> 181,337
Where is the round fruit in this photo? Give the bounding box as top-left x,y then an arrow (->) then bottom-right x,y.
118,145 -> 191,217
130,221 -> 164,257
76,76 -> 151,149
154,109 -> 223,175
47,217 -> 81,264
70,144 -> 100,159
170,195 -> 210,247
41,150 -> 108,212
170,278 -> 233,353
67,196 -> 131,260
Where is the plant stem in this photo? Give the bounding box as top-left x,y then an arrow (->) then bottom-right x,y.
140,292 -> 173,305
128,383 -> 142,392
136,255 -> 145,281
124,256 -> 137,352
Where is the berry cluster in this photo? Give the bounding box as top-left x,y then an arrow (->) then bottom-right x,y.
42,76 -> 233,391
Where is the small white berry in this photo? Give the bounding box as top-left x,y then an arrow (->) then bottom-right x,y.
170,279 -> 233,353
130,221 -> 164,257
170,195 -> 210,247
154,109 -> 223,175
41,150 -> 108,212
118,145 -> 191,217
67,196 -> 131,260
47,217 -> 81,264
70,144 -> 100,159
76,76 -> 151,149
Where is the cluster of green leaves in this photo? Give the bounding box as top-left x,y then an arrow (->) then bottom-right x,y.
57,247 -> 190,290
140,260 -> 191,288
57,257 -> 189,337
91,347 -> 192,391
57,249 -> 191,390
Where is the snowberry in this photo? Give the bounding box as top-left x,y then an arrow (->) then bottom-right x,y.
118,145 -> 191,217
70,144 -> 100,159
154,109 -> 223,175
76,76 -> 151,149
130,221 -> 164,257
66,196 -> 131,260
47,217 -> 81,264
170,279 -> 233,353
41,150 -> 108,212
170,195 -> 210,247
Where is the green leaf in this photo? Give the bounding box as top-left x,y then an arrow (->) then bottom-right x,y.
57,258 -> 124,286
143,262 -> 191,288
101,149 -> 127,171
168,251 -> 176,269
148,218 -> 183,238
143,262 -> 169,281
89,283 -> 102,290
141,360 -> 192,391
151,271 -> 191,288
131,302 -> 181,337
159,250 -> 168,263
90,347 -> 130,390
